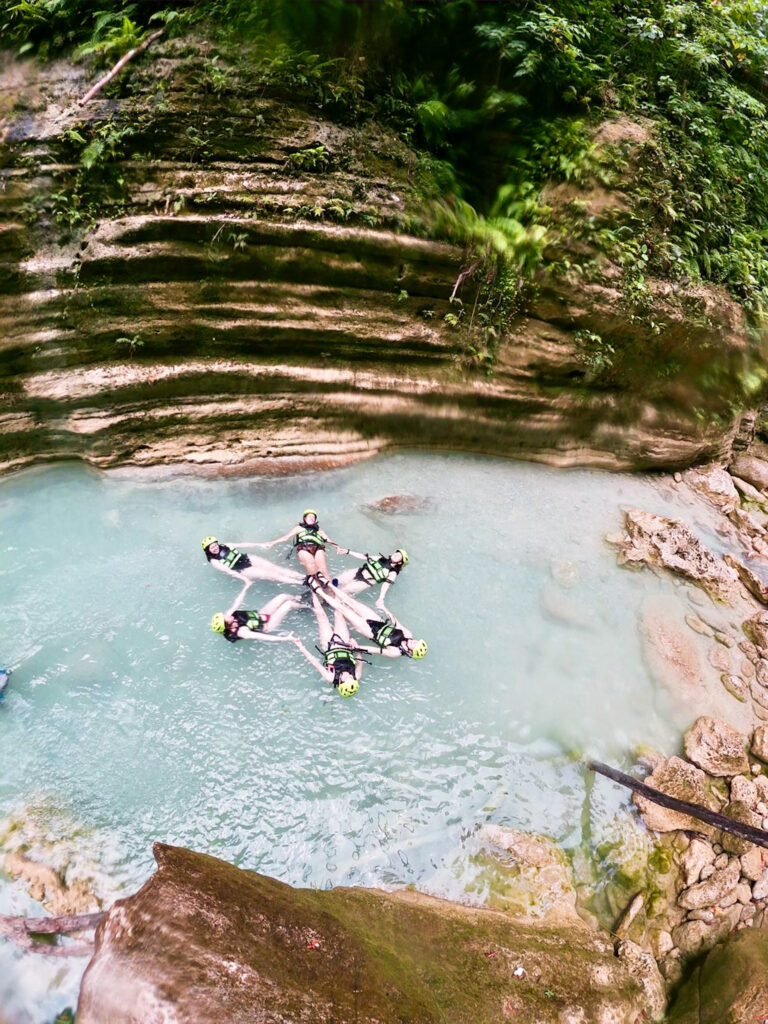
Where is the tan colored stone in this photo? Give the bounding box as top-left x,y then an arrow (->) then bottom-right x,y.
709,645 -> 732,672
740,846 -> 766,881
678,859 -> 740,909
731,775 -> 758,807
686,614 -> 714,637
730,455 -> 768,492
680,838 -> 715,887
752,725 -> 768,762
724,553 -> 768,603
683,465 -> 740,514
744,612 -> 768,649
683,717 -> 749,777
633,756 -> 722,835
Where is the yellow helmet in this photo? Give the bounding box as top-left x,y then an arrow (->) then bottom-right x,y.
211,613 -> 226,633
302,509 -> 318,521
395,548 -> 409,566
410,639 -> 427,659
338,676 -> 359,697
202,536 -> 217,549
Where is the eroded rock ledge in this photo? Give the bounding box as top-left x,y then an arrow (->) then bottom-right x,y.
0,40 -> 760,476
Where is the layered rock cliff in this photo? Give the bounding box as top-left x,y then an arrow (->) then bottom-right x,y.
0,38 -> 761,476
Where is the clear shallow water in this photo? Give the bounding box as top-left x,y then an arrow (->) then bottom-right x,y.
0,453 -> 736,1020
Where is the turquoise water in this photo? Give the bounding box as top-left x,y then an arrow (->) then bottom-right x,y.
0,453 -> 734,1021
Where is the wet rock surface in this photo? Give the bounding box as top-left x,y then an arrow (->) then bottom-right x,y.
76,843 -> 654,1024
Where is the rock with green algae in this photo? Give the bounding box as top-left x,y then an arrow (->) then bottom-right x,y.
666,927 -> 768,1023
76,843 -> 661,1024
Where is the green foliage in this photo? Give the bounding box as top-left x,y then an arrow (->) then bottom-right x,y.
284,145 -> 333,173
114,333 -> 144,357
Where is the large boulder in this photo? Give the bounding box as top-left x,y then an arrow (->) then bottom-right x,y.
683,717 -> 749,777
77,843 -> 657,1024
612,509 -> 740,602
667,927 -> 768,1023
730,455 -> 768,493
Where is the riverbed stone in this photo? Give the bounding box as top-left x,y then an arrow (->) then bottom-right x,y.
683,717 -> 749,777
671,915 -> 731,957
743,612 -> 768,650
685,613 -> 714,637
683,465 -> 740,514
76,844 -> 654,1024
741,847 -> 766,881
633,756 -> 722,836
708,645 -> 732,672
723,553 -> 768,603
730,774 -> 757,806
615,940 -> 666,1022
751,725 -> 768,762
677,859 -> 740,910
615,510 -> 740,602
752,869 -> 768,900
718,801 -> 762,857
721,673 -> 749,702
680,838 -> 715,887
730,455 -> 768,492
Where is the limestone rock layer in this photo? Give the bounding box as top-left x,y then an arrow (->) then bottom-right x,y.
0,41 -> 757,475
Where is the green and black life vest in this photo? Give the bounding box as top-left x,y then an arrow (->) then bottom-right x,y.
323,636 -> 356,680
372,621 -> 397,648
225,609 -> 265,642
221,545 -> 248,571
295,523 -> 325,548
363,555 -> 392,584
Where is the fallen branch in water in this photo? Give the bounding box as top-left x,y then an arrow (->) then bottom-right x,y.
78,29 -> 164,106
588,760 -> 768,850
0,911 -> 103,957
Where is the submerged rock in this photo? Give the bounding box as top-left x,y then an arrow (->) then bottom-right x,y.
77,843 -> 656,1024
364,494 -> 433,515
612,509 -> 740,602
723,553 -> 768,604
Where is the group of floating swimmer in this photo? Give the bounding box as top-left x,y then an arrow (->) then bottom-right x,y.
202,509 -> 427,697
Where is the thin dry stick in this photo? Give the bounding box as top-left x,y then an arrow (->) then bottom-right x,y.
78,29 -> 165,107
589,760 -> 768,850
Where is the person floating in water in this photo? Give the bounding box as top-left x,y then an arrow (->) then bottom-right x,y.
291,592 -> 363,697
202,536 -> 303,586
257,510 -> 344,581
0,667 -> 11,701
211,580 -> 301,644
335,548 -> 408,618
307,580 -> 427,660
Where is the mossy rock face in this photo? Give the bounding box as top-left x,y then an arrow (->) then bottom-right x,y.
76,843 -> 656,1024
667,928 -> 768,1023
0,38 -> 760,477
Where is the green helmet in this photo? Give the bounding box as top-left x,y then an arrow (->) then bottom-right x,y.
211,612 -> 226,633
395,548 -> 409,566
202,535 -> 217,550
410,639 -> 428,659
338,676 -> 359,697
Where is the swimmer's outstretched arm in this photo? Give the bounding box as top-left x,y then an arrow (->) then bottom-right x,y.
225,580 -> 253,617
355,643 -> 403,659
374,578 -> 397,613
291,638 -> 329,680
336,545 -> 366,560
259,527 -> 300,550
